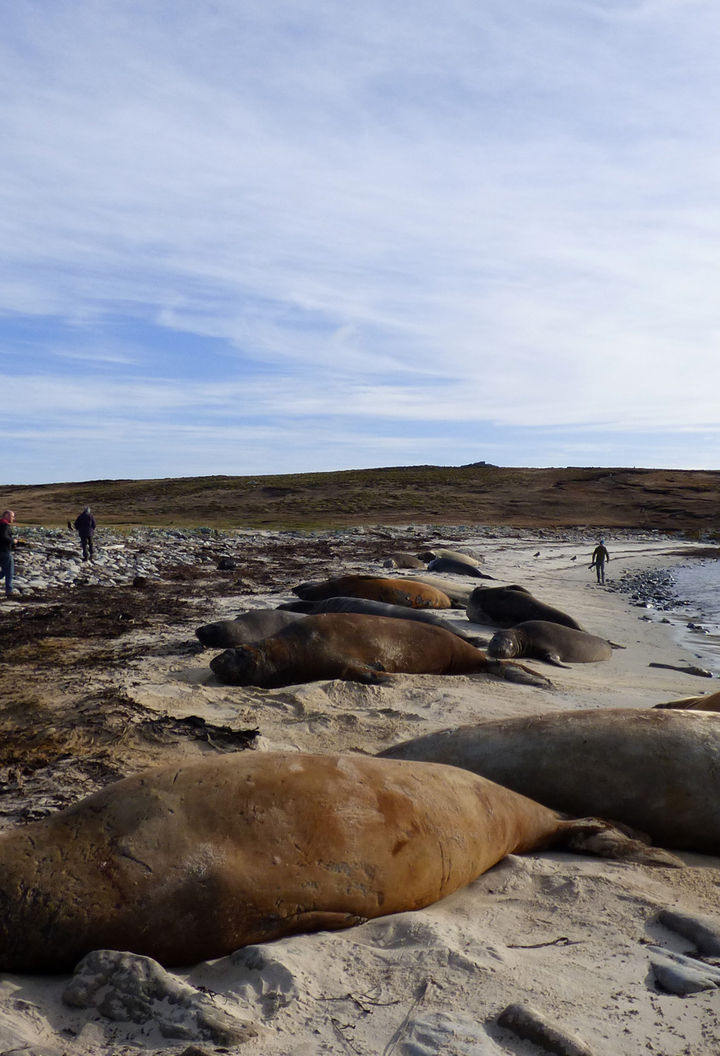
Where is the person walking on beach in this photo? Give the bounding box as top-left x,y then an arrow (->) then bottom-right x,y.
73,506 -> 96,562
0,510 -> 16,596
591,539 -> 610,584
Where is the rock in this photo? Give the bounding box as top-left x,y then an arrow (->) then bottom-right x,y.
658,909 -> 720,956
63,949 -> 255,1044
647,946 -> 720,995
498,1002 -> 595,1056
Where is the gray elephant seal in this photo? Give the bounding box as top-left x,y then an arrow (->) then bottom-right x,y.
467,585 -> 583,630
379,708 -> 720,853
0,751 -> 658,973
426,557 -> 494,580
196,609 -> 304,648
210,612 -> 552,688
279,596 -> 484,643
417,548 -> 482,567
488,621 -> 612,667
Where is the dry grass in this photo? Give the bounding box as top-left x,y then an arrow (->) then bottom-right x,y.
2,463 -> 720,533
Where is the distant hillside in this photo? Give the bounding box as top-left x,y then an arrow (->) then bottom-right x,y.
2,465 -> 719,534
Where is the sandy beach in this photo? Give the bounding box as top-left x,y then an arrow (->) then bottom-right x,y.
1,527 -> 719,1055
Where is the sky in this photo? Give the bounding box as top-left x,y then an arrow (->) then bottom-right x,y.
2,0 -> 720,485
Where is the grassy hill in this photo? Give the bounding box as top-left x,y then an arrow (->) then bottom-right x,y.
2,464 -> 719,535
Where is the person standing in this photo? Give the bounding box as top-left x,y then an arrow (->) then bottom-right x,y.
74,506 -> 97,561
591,538 -> 610,584
0,510 -> 16,596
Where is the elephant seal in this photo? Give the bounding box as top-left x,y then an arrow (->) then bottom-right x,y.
196,609 -> 304,648
292,575 -> 452,609
467,585 -> 583,630
379,708 -> 720,853
0,751 -> 673,973
279,596 -> 484,643
210,612 -> 552,688
654,690 -> 720,712
407,574 -> 475,607
383,552 -> 426,569
417,548 -> 482,567
426,557 -> 494,580
488,621 -> 612,667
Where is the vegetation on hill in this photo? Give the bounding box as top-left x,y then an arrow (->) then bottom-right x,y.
2,464 -> 719,534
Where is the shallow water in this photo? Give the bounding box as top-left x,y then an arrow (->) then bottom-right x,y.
661,560 -> 720,676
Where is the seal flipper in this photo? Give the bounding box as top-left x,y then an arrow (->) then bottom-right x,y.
341,661 -> 394,685
485,657 -> 554,689
279,911 -> 368,937
555,818 -> 683,868
539,651 -> 571,669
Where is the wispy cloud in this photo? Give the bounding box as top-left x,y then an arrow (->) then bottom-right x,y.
1,0 -> 720,483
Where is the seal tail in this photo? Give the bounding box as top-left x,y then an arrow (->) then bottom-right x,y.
554,818 -> 683,868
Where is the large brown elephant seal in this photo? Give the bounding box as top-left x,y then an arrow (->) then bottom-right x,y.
467,585 -> 583,630
488,621 -> 612,667
379,708 -> 720,853
654,690 -> 720,712
196,609 -> 304,648
406,574 -> 475,607
0,751 -> 662,973
279,596 -> 484,643
292,575 -> 452,609
210,612 -> 552,688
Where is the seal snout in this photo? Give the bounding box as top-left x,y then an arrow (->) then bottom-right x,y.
487,631 -> 516,659
210,646 -> 256,685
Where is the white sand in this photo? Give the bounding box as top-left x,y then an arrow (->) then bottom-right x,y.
1,532 -> 719,1055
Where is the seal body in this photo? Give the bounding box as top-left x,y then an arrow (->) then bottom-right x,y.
426,557 -> 493,579
209,613 -> 551,687
196,609 -> 304,647
292,575 -> 452,609
407,574 -> 475,607
278,596 -> 482,642
488,621 -> 612,667
417,548 -> 482,567
383,552 -> 426,569
0,752 -> 572,972
654,690 -> 720,712
467,586 -> 583,630
379,708 -> 720,853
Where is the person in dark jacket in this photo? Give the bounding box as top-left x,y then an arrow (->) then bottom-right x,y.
74,506 -> 97,561
591,539 -> 610,584
0,510 -> 16,596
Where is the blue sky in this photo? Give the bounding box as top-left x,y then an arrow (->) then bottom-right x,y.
2,0 -> 720,484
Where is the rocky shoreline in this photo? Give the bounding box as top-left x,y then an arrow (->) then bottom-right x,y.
7,523 -> 691,597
